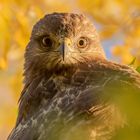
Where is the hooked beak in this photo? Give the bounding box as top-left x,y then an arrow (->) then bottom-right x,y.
59,42 -> 65,61
59,38 -> 71,61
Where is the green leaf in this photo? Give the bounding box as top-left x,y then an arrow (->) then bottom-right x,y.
129,57 -> 136,66
136,66 -> 140,73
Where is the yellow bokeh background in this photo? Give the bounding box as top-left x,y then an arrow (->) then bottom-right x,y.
0,0 -> 140,139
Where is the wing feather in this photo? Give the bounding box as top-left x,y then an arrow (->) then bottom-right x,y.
8,60 -> 140,140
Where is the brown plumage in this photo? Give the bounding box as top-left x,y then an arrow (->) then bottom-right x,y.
8,13 -> 140,140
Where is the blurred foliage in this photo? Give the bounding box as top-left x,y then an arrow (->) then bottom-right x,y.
136,66 -> 140,73
78,0 -> 140,66
110,85 -> 140,140
0,0 -> 140,139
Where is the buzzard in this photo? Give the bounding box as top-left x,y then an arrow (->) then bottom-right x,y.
8,13 -> 140,140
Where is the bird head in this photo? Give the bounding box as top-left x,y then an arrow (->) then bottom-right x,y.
24,13 -> 106,81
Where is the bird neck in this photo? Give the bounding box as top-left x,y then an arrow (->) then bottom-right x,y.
23,57 -> 106,85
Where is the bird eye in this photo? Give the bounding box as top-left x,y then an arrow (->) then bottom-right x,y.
77,38 -> 87,48
42,36 -> 53,47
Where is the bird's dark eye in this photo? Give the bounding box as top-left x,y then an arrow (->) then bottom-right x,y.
77,38 -> 87,48
42,36 -> 53,47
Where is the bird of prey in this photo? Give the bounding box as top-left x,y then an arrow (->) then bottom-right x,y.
8,13 -> 140,140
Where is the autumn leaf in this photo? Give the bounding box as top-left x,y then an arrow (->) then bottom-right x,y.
129,57 -> 136,66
